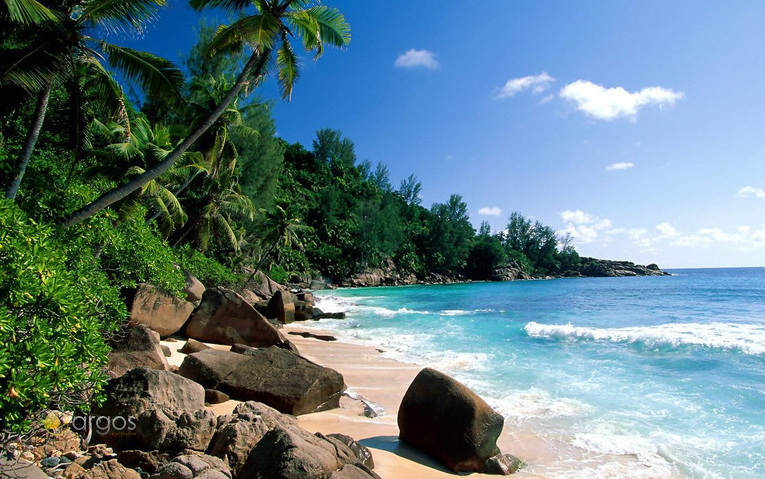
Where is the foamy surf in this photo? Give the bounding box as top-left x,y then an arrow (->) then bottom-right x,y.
524,321 -> 765,355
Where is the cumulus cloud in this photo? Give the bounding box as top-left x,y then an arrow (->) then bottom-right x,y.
394,49 -> 439,69
495,72 -> 554,99
736,186 -> 765,199
478,206 -> 502,217
559,80 -> 683,120
606,162 -> 635,171
559,210 -> 612,243
670,226 -> 765,251
655,222 -> 680,239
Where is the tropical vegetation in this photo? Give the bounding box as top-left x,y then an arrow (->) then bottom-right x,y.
0,0 -> 583,434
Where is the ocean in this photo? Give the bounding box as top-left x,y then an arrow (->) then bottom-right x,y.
308,268 -> 765,479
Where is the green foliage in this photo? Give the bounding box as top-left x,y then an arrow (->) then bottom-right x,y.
177,245 -> 238,286
0,200 -> 124,433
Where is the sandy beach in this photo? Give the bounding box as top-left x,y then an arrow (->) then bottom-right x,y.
162,325 -> 547,478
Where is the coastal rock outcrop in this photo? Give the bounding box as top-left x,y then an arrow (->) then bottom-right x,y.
266,290 -> 295,324
150,453 -> 231,479
128,284 -> 196,337
208,401 -> 295,476
398,368 -> 506,474
92,368 -> 216,451
184,287 -> 292,349
575,258 -> 670,277
178,347 -> 346,415
239,426 -> 379,479
107,325 -> 169,377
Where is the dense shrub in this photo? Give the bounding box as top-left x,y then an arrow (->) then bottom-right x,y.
0,201 -> 125,433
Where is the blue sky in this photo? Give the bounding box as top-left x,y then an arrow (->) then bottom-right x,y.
127,1 -> 765,268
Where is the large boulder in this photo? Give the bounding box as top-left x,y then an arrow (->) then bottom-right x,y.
129,284 -> 196,337
397,368 -> 505,474
266,290 -> 295,324
91,368 -> 216,452
107,325 -> 169,377
208,401 -> 295,477
184,288 -> 292,348
245,270 -> 286,301
184,273 -> 206,306
239,426 -> 378,479
178,347 -> 345,416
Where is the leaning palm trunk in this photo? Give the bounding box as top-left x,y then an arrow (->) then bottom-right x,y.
59,50 -> 269,228
5,82 -> 52,200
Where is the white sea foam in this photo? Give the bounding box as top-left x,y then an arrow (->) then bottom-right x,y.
524,321 -> 765,355
494,387 -> 588,419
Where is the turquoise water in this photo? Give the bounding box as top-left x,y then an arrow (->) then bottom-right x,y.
310,268 -> 765,479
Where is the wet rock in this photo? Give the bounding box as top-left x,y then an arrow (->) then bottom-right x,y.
484,453 -> 523,475
287,331 -> 337,342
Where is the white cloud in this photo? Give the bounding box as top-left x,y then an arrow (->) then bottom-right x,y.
736,186 -> 765,199
559,210 -> 612,244
539,94 -> 554,105
606,162 -> 635,171
560,209 -> 597,225
670,226 -> 765,251
394,49 -> 439,69
496,72 -> 554,99
655,222 -> 680,239
559,80 -> 683,120
478,206 -> 502,217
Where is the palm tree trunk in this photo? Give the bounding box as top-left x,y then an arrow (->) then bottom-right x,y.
58,49 -> 270,228
5,83 -> 52,200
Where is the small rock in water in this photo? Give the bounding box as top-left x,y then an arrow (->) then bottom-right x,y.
484,453 -> 523,475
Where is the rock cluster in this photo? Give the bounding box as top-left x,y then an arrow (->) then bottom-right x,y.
572,258 -> 670,277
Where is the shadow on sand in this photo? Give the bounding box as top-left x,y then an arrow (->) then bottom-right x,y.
360,435 -> 452,473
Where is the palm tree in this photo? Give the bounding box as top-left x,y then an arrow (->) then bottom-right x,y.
85,117 -> 206,235
171,167 -> 255,253
59,0 -> 350,228
1,0 -> 183,200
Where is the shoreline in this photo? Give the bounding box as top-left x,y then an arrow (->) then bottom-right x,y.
281,324 -> 548,479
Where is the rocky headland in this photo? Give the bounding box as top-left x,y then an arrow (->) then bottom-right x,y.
341,257 -> 670,287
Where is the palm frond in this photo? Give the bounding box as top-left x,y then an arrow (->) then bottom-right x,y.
207,14 -> 280,56
2,0 -> 58,25
189,0 -> 254,14
79,54 -> 131,118
78,0 -> 164,33
100,42 -> 183,103
276,37 -> 298,100
306,5 -> 350,49
0,35 -> 69,91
